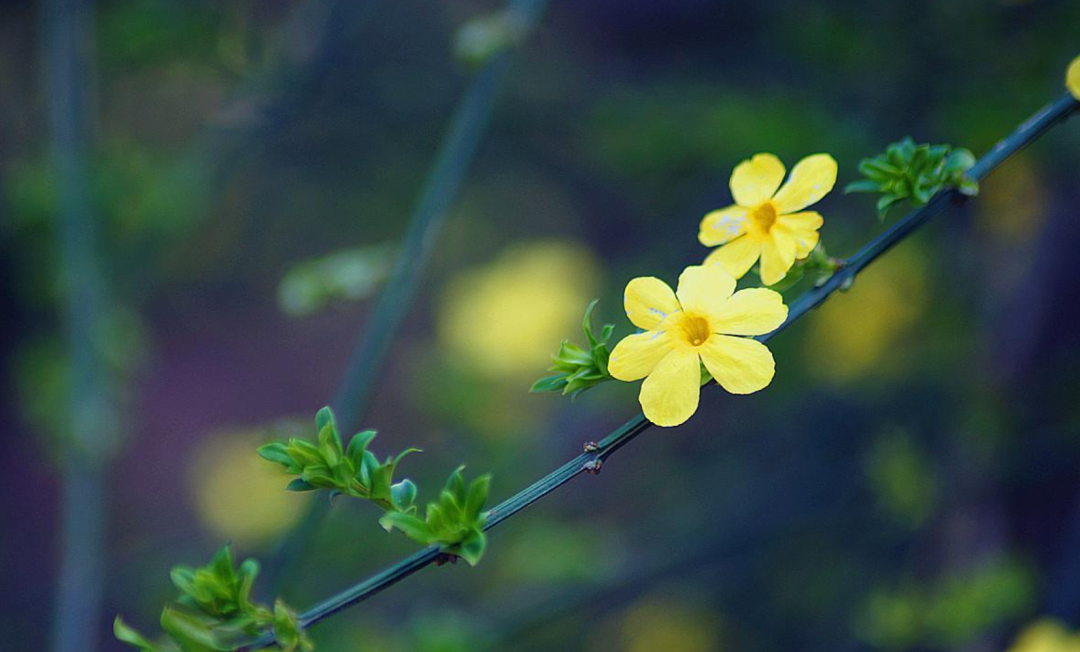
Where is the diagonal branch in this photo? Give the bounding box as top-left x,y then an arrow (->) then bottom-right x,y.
262,0 -> 555,592
242,91 -> 1079,650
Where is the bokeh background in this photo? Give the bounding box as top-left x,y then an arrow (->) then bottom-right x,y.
2,0 -> 1080,650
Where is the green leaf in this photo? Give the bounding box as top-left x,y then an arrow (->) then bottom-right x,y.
444,466 -> 466,500
314,406 -> 336,434
464,474 -> 491,521
530,375 -> 568,393
379,511 -> 433,542
286,478 -> 317,492
115,617 -> 166,652
286,439 -> 322,469
454,529 -> 488,566
159,606 -> 229,652
345,430 -> 377,469
392,447 -> 422,470
317,422 -> 342,467
256,442 -> 293,468
391,479 -> 418,511
844,179 -> 882,194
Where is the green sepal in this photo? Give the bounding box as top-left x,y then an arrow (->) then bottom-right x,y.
532,299 -> 617,399
114,617 -> 171,652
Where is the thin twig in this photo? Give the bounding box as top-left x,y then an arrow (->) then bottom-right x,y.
262,0 -> 554,592
45,0 -> 120,651
242,92 -> 1079,650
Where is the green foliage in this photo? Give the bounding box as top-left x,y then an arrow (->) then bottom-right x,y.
114,545 -> 312,652
277,244 -> 396,317
531,300 -> 616,398
258,406 -> 420,513
865,430 -> 940,530
379,467 -> 492,566
845,137 -> 978,220
260,407 -> 493,564
857,557 -> 1037,649
454,10 -> 528,67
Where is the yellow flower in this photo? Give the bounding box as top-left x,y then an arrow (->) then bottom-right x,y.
1007,619 -> 1080,652
439,240 -> 598,379
699,152 -> 837,285
1068,55 -> 1080,101
608,265 -> 786,427
188,429 -> 308,547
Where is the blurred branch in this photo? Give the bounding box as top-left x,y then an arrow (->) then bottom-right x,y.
261,0 -> 554,591
44,0 -> 120,651
239,91 -> 1080,649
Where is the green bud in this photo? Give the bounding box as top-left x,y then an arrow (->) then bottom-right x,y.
531,300 -> 617,399
846,137 -> 979,220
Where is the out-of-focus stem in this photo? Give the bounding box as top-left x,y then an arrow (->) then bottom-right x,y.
45,0 -> 120,651
263,0 -> 553,592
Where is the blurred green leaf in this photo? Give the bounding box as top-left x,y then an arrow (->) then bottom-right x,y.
278,244 -> 396,317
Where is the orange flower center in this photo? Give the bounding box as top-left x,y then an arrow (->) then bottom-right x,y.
678,313 -> 712,347
751,201 -> 778,233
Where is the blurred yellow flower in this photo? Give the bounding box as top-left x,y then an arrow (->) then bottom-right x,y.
700,152 -> 836,285
1007,619 -> 1080,652
614,596 -> 721,652
804,246 -> 927,381
188,429 -> 307,547
608,265 -> 786,427
439,240 -> 599,379
1067,55 -> 1080,100
976,154 -> 1047,241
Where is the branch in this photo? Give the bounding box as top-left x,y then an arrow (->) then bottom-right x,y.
240,92 -> 1079,650
44,0 -> 120,651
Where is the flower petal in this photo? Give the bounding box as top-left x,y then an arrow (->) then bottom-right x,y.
608,331 -> 675,381
772,154 -> 837,213
704,236 -> 761,280
624,276 -> 680,330
730,153 -> 785,207
777,211 -> 824,258
676,265 -> 736,319
777,211 -> 824,231
759,229 -> 798,286
699,205 -> 749,247
711,288 -> 788,336
639,348 -> 701,427
700,335 -> 775,395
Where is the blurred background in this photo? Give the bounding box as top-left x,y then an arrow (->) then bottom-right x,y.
2,0 -> 1080,650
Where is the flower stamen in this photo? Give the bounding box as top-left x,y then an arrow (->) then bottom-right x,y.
679,314 -> 712,347
751,201 -> 778,233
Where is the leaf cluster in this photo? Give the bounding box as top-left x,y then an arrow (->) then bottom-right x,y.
845,137 -> 978,219
379,466 -> 491,566
257,407 -> 419,513
530,299 -> 615,398
259,407 -> 492,564
114,546 -> 311,652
